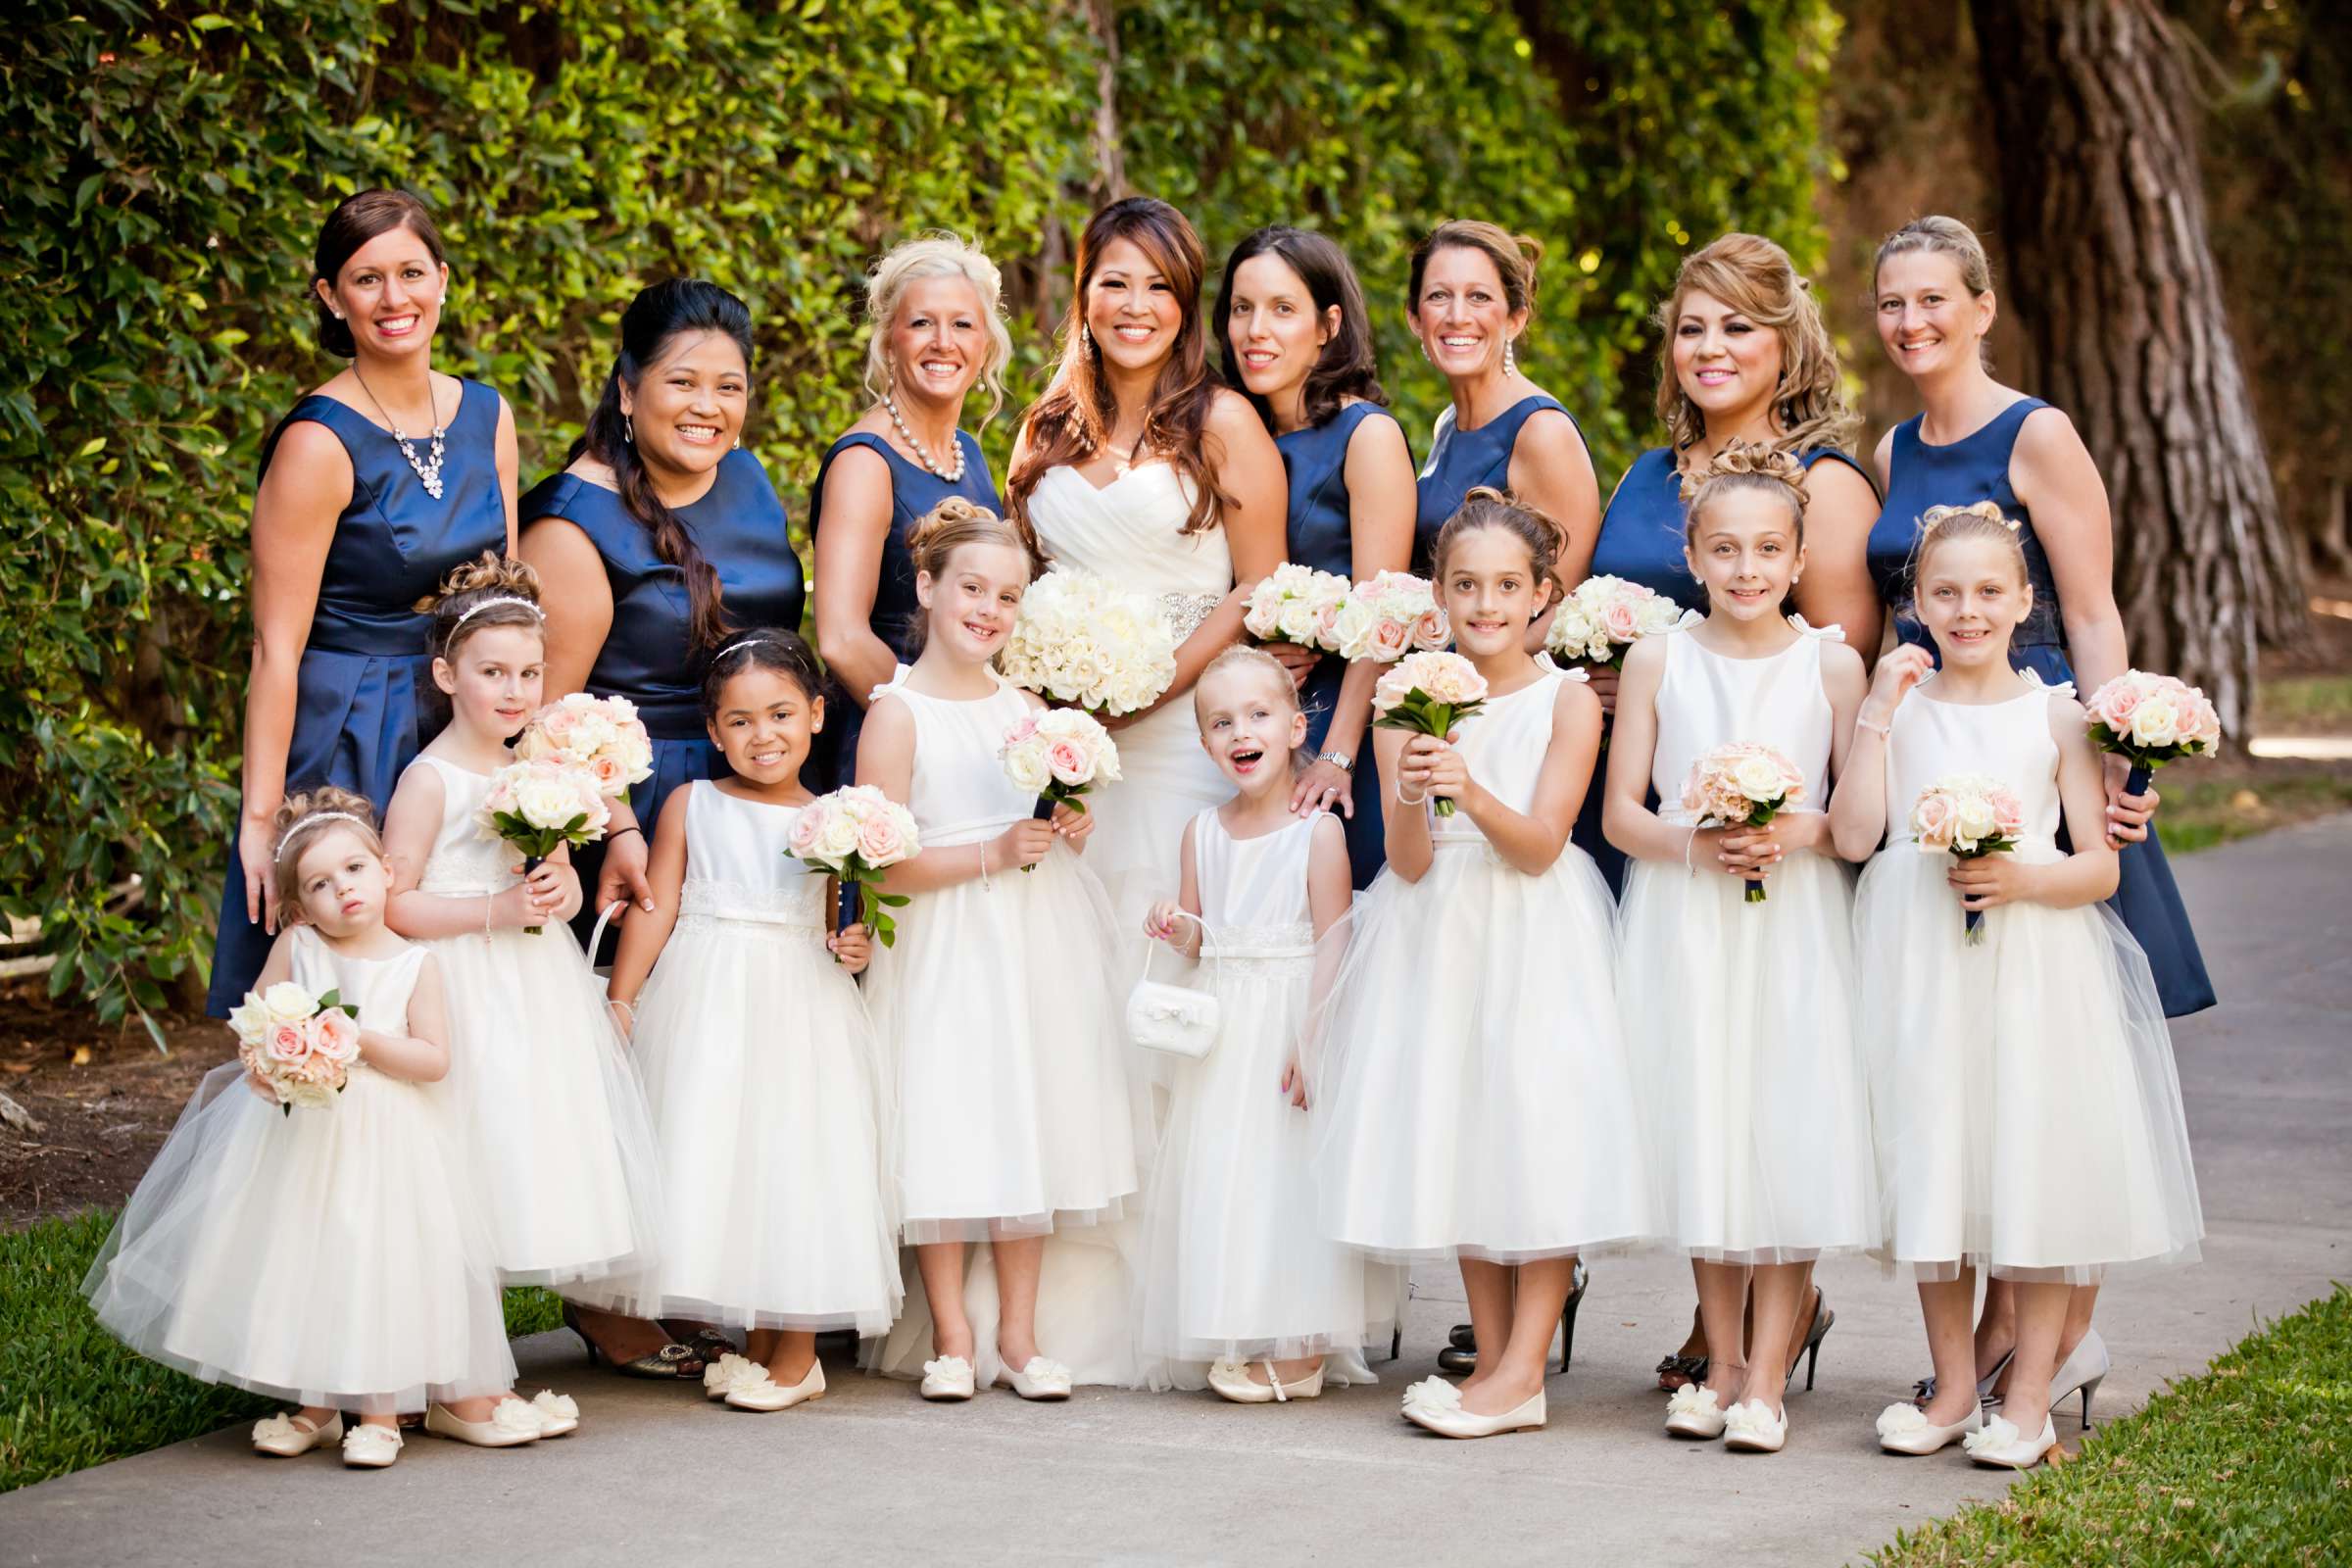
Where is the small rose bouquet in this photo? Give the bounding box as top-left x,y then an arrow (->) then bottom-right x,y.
514,692 -> 655,800
226,982 -> 363,1116
1001,710 -> 1122,870
478,760 -> 612,933
998,568 -> 1179,717
1333,570 -> 1450,663
1244,563 -> 1353,654
1911,774 -> 2027,945
1547,574 -> 1685,667
1682,743 -> 1807,904
786,785 -> 921,949
2083,669 -> 2223,795
1371,651 -> 1489,817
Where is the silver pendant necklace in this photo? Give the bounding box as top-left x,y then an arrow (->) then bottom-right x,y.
882,391 -> 965,483
354,368 -> 449,500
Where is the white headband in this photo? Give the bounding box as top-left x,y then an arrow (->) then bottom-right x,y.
715,637 -> 774,661
451,596 -> 544,633
274,811 -> 372,862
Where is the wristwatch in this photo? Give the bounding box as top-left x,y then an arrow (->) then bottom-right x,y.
1317,750 -> 1354,774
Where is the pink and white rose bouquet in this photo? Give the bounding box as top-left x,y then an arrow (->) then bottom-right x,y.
1910,773 -> 2027,945
997,568 -> 1179,717
226,981 -> 362,1115
514,692 -> 655,800
1681,742 -> 1807,904
1244,563 -> 1353,653
477,759 -> 612,933
1546,574 -> 1685,667
1001,710 -> 1121,870
1333,570 -> 1449,663
1371,651 -> 1489,817
786,785 -> 921,948
2083,669 -> 2223,794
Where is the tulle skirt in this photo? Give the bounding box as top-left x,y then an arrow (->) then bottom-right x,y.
1312,843 -> 1654,1263
1618,843 -> 1877,1263
83,1064 -> 515,1412
624,916 -> 902,1335
425,925 -> 663,1292
866,839 -> 1143,1245
1856,848 -> 2204,1283
864,1229 -> 1143,1389
1137,953 -> 1399,1386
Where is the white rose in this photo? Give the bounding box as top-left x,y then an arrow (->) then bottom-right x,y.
261,982 -> 316,1025
514,773 -> 584,830
1731,754 -> 1788,803
1276,598 -> 1321,643
1955,795 -> 1997,843
811,808 -> 860,861
2131,698 -> 2181,748
1004,742 -> 1053,794
227,996 -> 274,1045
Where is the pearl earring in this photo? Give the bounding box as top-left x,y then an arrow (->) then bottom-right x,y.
1503,335 -> 1518,375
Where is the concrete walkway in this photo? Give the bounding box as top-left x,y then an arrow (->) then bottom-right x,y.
6,818 -> 2347,1567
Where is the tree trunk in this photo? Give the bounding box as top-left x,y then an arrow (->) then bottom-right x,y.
1970,0 -> 2302,739
1085,0 -> 1126,206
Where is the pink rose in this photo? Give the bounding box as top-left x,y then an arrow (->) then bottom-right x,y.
1005,715 -> 1039,746
1046,739 -> 1090,785
588,753 -> 627,793
1912,791 -> 1958,852
1410,609 -> 1451,652
787,806 -> 825,857
1367,616 -> 1412,662
1992,790 -> 2025,836
314,1008 -> 360,1064
537,705 -> 581,749
265,1020 -> 312,1066
857,810 -> 908,865
1602,600 -> 1640,641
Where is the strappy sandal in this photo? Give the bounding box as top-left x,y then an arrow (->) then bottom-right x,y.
563,1301 -> 707,1380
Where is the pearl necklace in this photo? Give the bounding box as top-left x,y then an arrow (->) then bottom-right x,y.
354,368 -> 449,501
882,391 -> 965,483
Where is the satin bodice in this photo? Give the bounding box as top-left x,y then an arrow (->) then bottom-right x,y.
1885,676 -> 2068,860
875,675 -> 1037,848
1192,808 -> 1318,962
1026,463 -> 1232,642
1278,403 -> 1399,584
1426,668 -> 1585,846
808,430 -> 1000,665
678,782 -> 827,932
1869,399 -> 2065,654
1413,394 -> 1574,571
1649,619 -> 1838,823
1596,446 -> 1873,613
517,450 -> 804,740
286,924 -> 427,1044
410,755 -> 523,896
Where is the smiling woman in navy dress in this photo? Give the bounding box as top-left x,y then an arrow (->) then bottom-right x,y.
811,234 -> 1008,781
209,189 -> 516,1017
1215,226 -> 1416,887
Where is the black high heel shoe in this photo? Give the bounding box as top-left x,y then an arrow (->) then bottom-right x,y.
1435,1261 -> 1589,1376
1784,1288 -> 1834,1395
563,1302 -> 707,1381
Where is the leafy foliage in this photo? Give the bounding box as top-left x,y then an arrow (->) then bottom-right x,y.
3,0 -> 1833,1020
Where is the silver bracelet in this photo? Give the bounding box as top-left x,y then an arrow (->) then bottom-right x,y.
979,840 -> 992,892
1684,825 -> 1699,874
1856,714 -> 1891,738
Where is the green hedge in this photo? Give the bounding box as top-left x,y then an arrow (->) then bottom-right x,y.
3,0 -> 1834,1023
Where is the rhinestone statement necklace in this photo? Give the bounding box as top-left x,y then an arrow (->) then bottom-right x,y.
354,368 -> 450,500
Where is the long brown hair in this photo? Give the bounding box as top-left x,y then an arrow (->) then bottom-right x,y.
1653,233 -> 1858,457
1008,198 -> 1230,537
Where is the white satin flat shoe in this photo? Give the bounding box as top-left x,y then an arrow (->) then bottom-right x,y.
339,1423 -> 403,1469
1207,1359 -> 1323,1404
1723,1398 -> 1788,1453
705,1352 -> 761,1402
997,1351 -> 1073,1401
725,1360 -> 826,1412
529,1389 -> 579,1437
1965,1413 -> 2058,1470
1664,1384 -> 1728,1439
1878,1399 -> 1983,1455
423,1398 -> 542,1448
252,1411 -> 341,1457
920,1355 -> 976,1401
1401,1379 -> 1545,1439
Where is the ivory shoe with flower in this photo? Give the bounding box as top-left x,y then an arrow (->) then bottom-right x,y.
424,1397 -> 543,1448
1877,1399 -> 1983,1455
997,1352 -> 1073,1401
920,1355 -> 976,1401
252,1410 -> 342,1457
529,1389 -> 580,1437
1963,1412 -> 2057,1470
339,1423 -> 403,1469
725,1359 -> 826,1412
1207,1359 -> 1323,1404
1723,1398 -> 1788,1453
705,1353 -> 765,1402
1404,1386 -> 1545,1440
1664,1383 -> 1729,1440
1399,1376 -> 1459,1419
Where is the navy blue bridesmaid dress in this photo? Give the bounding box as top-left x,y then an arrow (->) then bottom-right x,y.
1866,398 -> 2215,1017
1412,393 -> 1574,569
1277,402 -> 1406,888
807,428 -> 999,784
1577,446 -> 1873,893
518,447 -> 806,846
207,380 -> 510,1015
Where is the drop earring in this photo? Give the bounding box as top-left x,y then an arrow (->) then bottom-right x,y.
1081,323 -> 1094,352
624,416 -> 635,446
1502,335 -> 1518,375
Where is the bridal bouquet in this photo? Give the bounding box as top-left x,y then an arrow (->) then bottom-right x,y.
1371,651 -> 1488,817
787,785 -> 920,949
1001,710 -> 1121,870
1682,742 -> 1806,904
2084,669 -> 2223,794
227,983 -> 363,1115
1911,774 -> 2026,945
514,692 -> 655,799
1243,563 -> 1353,653
1334,570 -> 1449,662
998,568 -> 1179,716
478,759 -> 612,933
1546,574 -> 1684,667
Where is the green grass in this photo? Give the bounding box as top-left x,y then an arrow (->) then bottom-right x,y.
1872,1283 -> 2352,1566
1,1210 -> 571,1494
2153,768 -> 2352,856
2255,674 -> 2352,730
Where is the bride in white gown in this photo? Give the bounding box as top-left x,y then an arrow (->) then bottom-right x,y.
870,198 -> 1287,1390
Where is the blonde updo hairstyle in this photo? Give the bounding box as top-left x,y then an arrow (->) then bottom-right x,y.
861,233 -> 1015,424
1408,220 -> 1544,339
1432,485 -> 1567,604
904,496 -> 1041,656
1912,500 -> 2029,587
270,786 -> 385,915
1874,217 -> 1997,368
1676,440 -> 1812,550
1195,644 -> 1313,774
416,552 -> 545,664
1655,233 -> 1857,457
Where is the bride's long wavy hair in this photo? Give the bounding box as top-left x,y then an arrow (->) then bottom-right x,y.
1008,197 -> 1231,538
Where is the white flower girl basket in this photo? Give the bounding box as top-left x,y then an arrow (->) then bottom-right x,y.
1125,910 -> 1219,1060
